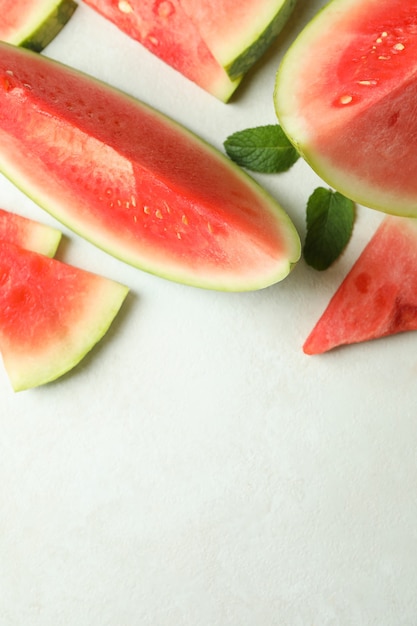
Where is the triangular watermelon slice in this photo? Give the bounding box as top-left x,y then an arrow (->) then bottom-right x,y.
1,0 -> 77,51
0,241 -> 129,391
84,0 -> 295,99
303,216 -> 417,355
83,0 -> 239,101
0,207 -> 62,255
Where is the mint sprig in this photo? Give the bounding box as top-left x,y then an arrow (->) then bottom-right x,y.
303,187 -> 355,271
224,124 -> 356,271
224,124 -> 299,173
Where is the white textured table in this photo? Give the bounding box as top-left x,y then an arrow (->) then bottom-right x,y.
2,2 -> 417,625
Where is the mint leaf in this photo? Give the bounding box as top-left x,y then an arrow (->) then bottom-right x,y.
224,124 -> 299,173
303,188 -> 355,271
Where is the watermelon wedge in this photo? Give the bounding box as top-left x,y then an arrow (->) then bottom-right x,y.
0,207 -> 62,256
274,0 -> 417,217
84,0 -> 296,99
1,0 -> 77,51
0,43 -> 301,291
83,0 -> 239,101
0,241 -> 128,391
303,216 -> 417,355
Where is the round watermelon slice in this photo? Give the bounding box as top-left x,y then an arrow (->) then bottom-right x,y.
0,241 -> 128,391
274,0 -> 417,217
1,0 -> 77,51
0,42 -> 300,292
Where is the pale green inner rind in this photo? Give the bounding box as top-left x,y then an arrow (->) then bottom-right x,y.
24,222 -> 62,256
18,0 -> 77,52
4,279 -> 129,392
210,72 -> 242,103
300,147 -> 417,219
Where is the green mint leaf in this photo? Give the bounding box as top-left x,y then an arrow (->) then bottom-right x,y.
303,187 -> 356,271
224,124 -> 299,173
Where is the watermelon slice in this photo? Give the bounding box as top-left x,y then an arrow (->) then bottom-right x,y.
0,207 -> 62,256
0,240 -> 129,391
180,0 -> 297,79
303,216 -> 417,355
83,0 -> 239,101
274,0 -> 417,217
0,42 -> 301,291
1,0 -> 77,51
84,0 -> 296,99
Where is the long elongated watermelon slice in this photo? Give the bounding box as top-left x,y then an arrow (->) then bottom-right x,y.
1,0 -> 77,51
0,241 -> 128,391
0,42 -> 300,291
180,0 -> 297,79
303,216 -> 417,355
274,0 -> 417,217
0,207 -> 62,256
84,0 -> 239,101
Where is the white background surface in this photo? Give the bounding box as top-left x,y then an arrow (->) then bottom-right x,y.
2,2 -> 417,625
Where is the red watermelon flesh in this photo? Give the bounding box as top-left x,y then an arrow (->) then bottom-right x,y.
0,207 -> 62,256
83,0 -> 239,101
0,240 -> 128,391
303,216 -> 417,355
274,0 -> 417,216
0,43 -> 300,292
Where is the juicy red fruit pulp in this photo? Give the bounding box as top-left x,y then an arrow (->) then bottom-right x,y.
336,7 -> 417,102
0,54 -> 282,257
0,43 -> 300,290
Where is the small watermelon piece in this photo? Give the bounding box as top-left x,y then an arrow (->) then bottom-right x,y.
303,216 -> 417,355
175,0 -> 297,80
0,208 -> 62,256
274,0 -> 417,217
0,43 -> 300,291
1,0 -> 77,52
0,241 -> 129,391
83,0 -> 239,101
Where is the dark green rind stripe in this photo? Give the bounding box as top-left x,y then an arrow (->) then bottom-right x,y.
20,0 -> 78,52
227,0 -> 297,80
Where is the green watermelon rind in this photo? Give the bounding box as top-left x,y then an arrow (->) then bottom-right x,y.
226,0 -> 298,80
11,0 -> 77,52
